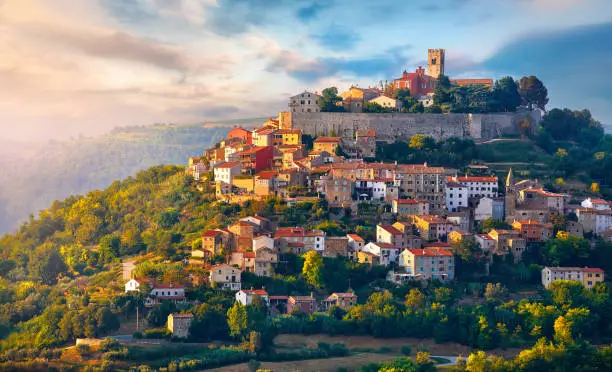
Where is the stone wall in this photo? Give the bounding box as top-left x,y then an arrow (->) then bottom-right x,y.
290,110 -> 541,141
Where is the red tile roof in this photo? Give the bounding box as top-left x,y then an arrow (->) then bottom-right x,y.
203,230 -> 221,237
269,295 -> 289,300
378,225 -> 403,236
455,176 -> 498,183
216,161 -> 241,169
171,313 -> 194,318
256,171 -> 278,180
314,136 -> 341,143
153,283 -> 185,290
347,234 -> 364,242
406,248 -> 453,257
241,289 -> 268,295
584,267 -> 605,273
395,199 -> 425,205
243,252 -> 256,259
415,215 -> 450,224
424,242 -> 452,248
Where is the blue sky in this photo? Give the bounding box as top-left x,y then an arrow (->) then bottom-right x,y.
1,0 -> 611,140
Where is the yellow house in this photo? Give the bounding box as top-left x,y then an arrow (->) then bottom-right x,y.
209,264 -> 242,291
357,251 -> 380,267
448,230 -> 472,244
276,129 -> 302,146
313,137 -> 341,153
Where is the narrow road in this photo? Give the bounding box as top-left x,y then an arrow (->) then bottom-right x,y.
431,355 -> 459,366
122,259 -> 136,281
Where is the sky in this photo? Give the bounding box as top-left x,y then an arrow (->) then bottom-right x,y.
1,0 -> 611,141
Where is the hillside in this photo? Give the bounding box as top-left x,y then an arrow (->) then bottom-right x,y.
0,121 -> 261,234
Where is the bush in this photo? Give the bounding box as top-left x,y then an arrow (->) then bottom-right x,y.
76,343 -> 91,355
100,337 -> 122,352
142,328 -> 171,339
401,345 -> 411,356
133,331 -> 143,339
376,346 -> 393,354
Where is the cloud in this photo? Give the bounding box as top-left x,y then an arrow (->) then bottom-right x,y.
18,26 -> 202,72
296,0 -> 334,22
482,22 -> 612,122
310,25 -> 360,51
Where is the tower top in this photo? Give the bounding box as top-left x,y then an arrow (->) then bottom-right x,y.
506,168 -> 514,188
427,49 -> 445,78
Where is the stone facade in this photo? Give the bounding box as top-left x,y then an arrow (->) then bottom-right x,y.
288,111 -> 541,141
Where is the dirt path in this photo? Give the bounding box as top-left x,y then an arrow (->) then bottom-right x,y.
122,259 -> 136,280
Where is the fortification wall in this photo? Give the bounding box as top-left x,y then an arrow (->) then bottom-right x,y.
290,111 -> 540,141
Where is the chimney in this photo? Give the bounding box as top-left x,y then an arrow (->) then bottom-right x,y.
310,291 -> 314,298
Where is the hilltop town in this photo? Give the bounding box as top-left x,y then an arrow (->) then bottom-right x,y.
2,49 -> 612,371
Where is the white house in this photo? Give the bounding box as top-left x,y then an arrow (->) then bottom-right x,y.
445,179 -> 468,212
235,289 -> 269,306
362,242 -> 400,266
125,278 -> 142,293
449,176 -> 498,199
581,198 -> 611,211
214,162 -> 242,185
253,235 -> 275,252
474,197 -> 505,221
146,284 -> 186,306
368,95 -> 402,111
418,93 -> 434,108
475,234 -> 496,253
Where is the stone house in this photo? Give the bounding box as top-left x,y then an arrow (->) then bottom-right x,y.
398,247 -> 454,281
356,250 -> 380,266
287,295 -> 317,315
323,237 -> 349,258
392,199 -> 430,216
324,175 -> 353,208
322,292 -> 358,310
167,313 -> 193,339
209,264 -> 242,291
411,215 -> 456,241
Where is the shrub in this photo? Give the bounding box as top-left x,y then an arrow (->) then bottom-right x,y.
401,345 -> 411,356
133,331 -> 143,339
100,337 -> 122,352
143,328 -> 171,339
76,343 -> 91,355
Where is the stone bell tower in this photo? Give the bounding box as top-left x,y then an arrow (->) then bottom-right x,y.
427,49 -> 445,78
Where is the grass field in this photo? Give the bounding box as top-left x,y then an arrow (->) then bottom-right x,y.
477,140 -> 553,164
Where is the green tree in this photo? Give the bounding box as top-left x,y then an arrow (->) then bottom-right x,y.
409,134 -> 426,150
404,288 -> 425,310
319,87 -> 344,112
433,75 -> 452,105
491,76 -> 521,112
28,244 -> 68,284
424,104 -> 443,114
519,75 -> 549,110
302,251 -> 324,288
227,302 -> 248,339
554,315 -> 573,344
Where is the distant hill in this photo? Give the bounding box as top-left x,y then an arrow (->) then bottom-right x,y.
0,120 -> 262,233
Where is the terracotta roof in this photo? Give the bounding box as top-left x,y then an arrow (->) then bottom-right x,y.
397,164 -> 445,174
215,161 -> 241,169
378,225 -> 403,236
356,129 -> 376,137
406,248 -> 453,257
290,296 -> 316,302
256,171 -> 278,180
240,146 -> 273,155
371,242 -> 398,249
347,234 -> 364,242
243,252 -> 256,259
476,234 -> 494,240
583,268 -> 604,273
153,283 -> 185,290
241,289 -> 268,295
586,198 -> 609,205
521,188 -> 566,197
395,199 -> 425,205
326,293 -> 357,301
276,227 -> 306,237
455,176 -> 497,183
203,230 -> 221,237
513,220 -> 541,226
415,215 -> 450,224
171,313 -> 194,318
451,78 -> 494,87
424,242 -> 452,248
446,181 -> 467,188
269,295 -> 289,300
314,136 -> 341,143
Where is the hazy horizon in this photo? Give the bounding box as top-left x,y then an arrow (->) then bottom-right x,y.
2,0 -> 612,142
